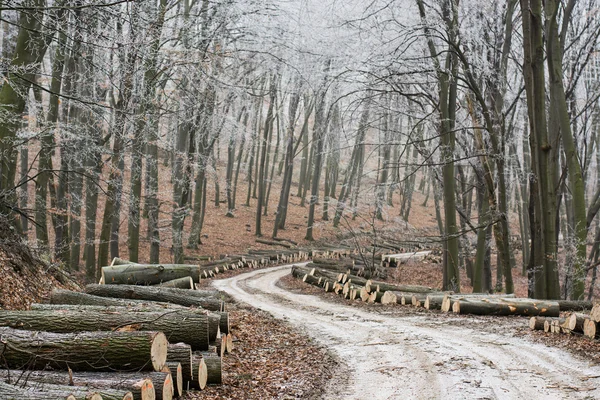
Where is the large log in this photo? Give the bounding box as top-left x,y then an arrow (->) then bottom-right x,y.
589,303 -> 600,322
0,381 -> 104,400
0,380 -> 134,400
32,303 -> 227,337
452,298 -> 560,317
101,264 -> 201,285
85,284 -> 224,311
0,309 -> 209,351
198,353 -> 222,385
189,355 -> 208,390
424,295 -> 446,310
163,362 -> 181,398
567,313 -> 588,333
156,277 -> 194,289
47,289 -> 187,309
583,318 -> 598,338
0,369 -> 155,400
0,327 -> 167,371
557,300 -> 593,312
441,294 -> 514,312
167,343 -> 193,391
529,316 -> 551,331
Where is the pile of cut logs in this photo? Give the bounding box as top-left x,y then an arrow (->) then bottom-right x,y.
0,274 -> 231,399
291,260 -> 593,319
529,302 -> 599,338
102,248 -> 311,286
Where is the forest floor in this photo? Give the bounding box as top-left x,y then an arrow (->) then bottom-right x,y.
211,264 -> 600,400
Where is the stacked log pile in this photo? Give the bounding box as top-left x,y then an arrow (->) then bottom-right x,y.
290,255 -> 597,344
0,285 -> 231,399
100,248 -> 311,287
528,302 -> 597,339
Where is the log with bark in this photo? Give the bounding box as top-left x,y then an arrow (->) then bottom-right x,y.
529,316 -> 551,331
1,380 -> 136,400
85,284 -> 224,311
156,277 -> 194,289
440,294 -> 513,312
411,293 -> 428,307
255,238 -> 292,248
166,343 -> 193,392
567,313 -> 587,333
163,362 -> 181,398
226,333 -> 234,353
452,298 -> 560,317
189,355 -> 208,390
589,303 -> 600,322
46,289 -> 208,309
584,318 -> 599,339
0,309 -> 209,351
367,291 -> 384,304
101,264 -> 202,285
0,381 -> 105,400
556,300 -> 593,312
0,327 -> 168,371
198,353 -> 222,385
0,369 -> 156,400
424,295 -> 446,310
111,257 -> 141,266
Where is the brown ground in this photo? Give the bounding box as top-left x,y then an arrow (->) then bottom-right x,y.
183,303 -> 337,400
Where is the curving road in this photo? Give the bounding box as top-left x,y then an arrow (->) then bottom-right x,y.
214,264 -> 600,400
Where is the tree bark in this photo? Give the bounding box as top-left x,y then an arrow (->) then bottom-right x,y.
0,327 -> 167,372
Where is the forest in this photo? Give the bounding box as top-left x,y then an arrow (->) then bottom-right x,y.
1,0 -> 600,303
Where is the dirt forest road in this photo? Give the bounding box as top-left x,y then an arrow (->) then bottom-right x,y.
214,265 -> 600,400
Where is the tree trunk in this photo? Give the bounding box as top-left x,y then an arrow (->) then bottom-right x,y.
0,309 -> 209,351
85,284 -> 223,311
0,370 -> 157,400
0,327 -> 167,372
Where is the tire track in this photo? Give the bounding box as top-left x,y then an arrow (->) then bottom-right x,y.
214,265 -> 600,400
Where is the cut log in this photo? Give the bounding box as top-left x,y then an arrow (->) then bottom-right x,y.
85,284 -> 224,311
367,291 -> 384,303
441,294 -> 514,312
166,343 -> 193,391
0,309 -> 209,351
163,362 -> 181,398
207,313 -> 221,342
424,295 -> 445,310
102,264 -> 202,285
411,294 -> 428,307
0,369 -> 155,400
452,298 -> 560,317
0,381 -> 104,400
226,333 -> 234,353
156,277 -> 194,289
590,303 -> 600,322
1,380 -> 134,400
256,238 -> 292,248
529,316 -> 550,331
46,289 -> 194,309
360,287 -> 370,302
556,300 -> 593,312
567,313 -> 587,333
199,353 -> 222,385
303,274 -> 321,286
0,327 -> 167,371
215,311 -> 230,335
584,318 -> 598,339
111,257 -> 142,266
190,355 -> 208,390
380,291 -> 398,305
